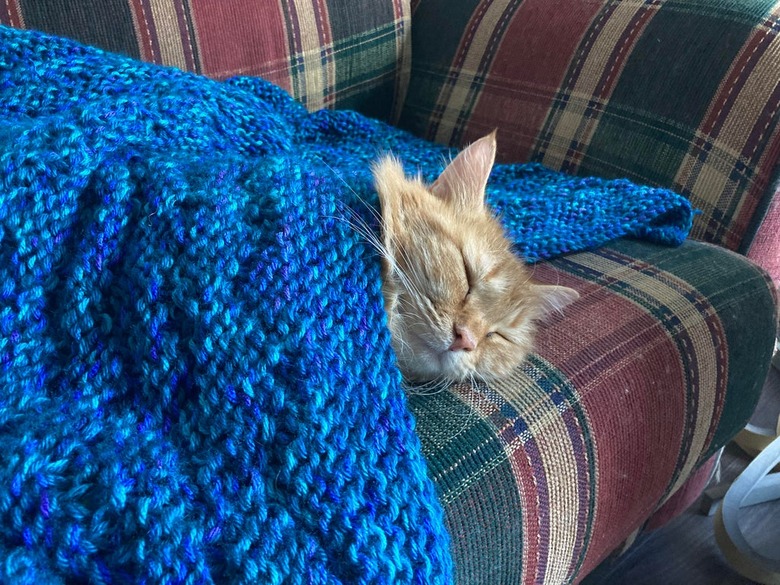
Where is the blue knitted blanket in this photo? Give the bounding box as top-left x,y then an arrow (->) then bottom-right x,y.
0,27 -> 693,584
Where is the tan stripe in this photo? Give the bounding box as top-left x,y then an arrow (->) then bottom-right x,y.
434,1 -> 514,144
493,370 -> 589,584
317,0 -> 336,108
149,0 -> 188,70
289,0 -> 328,111
187,0 -> 204,72
542,0 -> 655,170
679,155 -> 739,244
572,253 -> 719,499
391,1 -> 412,123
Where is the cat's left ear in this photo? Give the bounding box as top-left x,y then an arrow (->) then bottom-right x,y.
431,130 -> 497,211
530,285 -> 579,320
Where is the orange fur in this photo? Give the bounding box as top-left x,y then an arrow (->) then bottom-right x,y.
373,132 -> 578,382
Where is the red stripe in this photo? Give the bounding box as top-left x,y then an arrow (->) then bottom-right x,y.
128,0 -> 156,62
391,0 -> 407,115
505,434 -> 543,582
699,308 -> 729,453
313,0 -> 332,100
281,0 -> 306,99
464,0 -> 604,161
747,186 -> 780,285
450,0 -> 496,73
449,0 -> 522,146
141,0 -> 163,63
0,0 -> 23,27
189,0 -> 291,87
532,263 -> 688,574
282,0 -> 303,57
314,0 -> 331,48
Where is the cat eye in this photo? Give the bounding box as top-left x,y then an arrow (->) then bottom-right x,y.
486,331 -> 509,342
461,250 -> 474,297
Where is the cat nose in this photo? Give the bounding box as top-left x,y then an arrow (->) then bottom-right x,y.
449,325 -> 477,352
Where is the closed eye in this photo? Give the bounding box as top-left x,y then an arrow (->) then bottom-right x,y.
461,250 -> 474,297
486,331 -> 510,342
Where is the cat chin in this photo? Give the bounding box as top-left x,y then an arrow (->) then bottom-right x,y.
397,349 -> 481,384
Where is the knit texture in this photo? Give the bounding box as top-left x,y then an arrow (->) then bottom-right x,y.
0,27 -> 692,584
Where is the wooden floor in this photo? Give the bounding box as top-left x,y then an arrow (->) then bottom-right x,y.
582,360 -> 780,585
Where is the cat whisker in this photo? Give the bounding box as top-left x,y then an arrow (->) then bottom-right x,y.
321,173 -> 432,311
519,261 -> 539,287
403,375 -> 451,396
328,204 -> 380,247
315,156 -> 385,227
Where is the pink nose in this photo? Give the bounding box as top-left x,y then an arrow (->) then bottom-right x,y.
449,325 -> 477,352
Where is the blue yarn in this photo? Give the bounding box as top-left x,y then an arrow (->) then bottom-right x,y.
0,26 -> 692,584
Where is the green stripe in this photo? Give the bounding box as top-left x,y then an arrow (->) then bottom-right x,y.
325,0 -> 395,41
332,25 -> 400,86
399,0 -> 483,134
332,26 -> 401,119
581,0 -> 776,185
21,0 -> 140,60
407,389 -> 523,585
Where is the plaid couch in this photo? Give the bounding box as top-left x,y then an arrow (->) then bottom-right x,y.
4,1 -> 778,583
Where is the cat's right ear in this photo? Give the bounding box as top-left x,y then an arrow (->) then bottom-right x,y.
431,131 -> 497,211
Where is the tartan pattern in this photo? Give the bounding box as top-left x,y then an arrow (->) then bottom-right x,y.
400,0 -> 780,269
0,4 -> 777,583
0,0 -> 410,119
409,238 -> 778,585
748,183 -> 780,283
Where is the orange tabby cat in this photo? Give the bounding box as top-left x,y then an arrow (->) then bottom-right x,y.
373,131 -> 579,383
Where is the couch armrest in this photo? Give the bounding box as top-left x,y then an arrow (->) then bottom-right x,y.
400,0 -> 780,258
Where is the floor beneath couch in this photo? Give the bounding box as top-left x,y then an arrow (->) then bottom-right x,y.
582,362 -> 779,585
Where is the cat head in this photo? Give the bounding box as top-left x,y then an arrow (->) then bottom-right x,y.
373,131 -> 578,383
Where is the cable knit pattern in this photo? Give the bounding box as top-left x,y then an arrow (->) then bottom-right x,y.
0,27 -> 692,583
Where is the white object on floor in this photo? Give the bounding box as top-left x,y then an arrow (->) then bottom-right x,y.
714,416 -> 780,585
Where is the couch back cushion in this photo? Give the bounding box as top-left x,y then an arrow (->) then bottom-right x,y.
1,0 -> 411,120
399,0 -> 780,260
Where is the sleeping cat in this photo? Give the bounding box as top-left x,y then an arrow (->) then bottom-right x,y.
373,131 -> 579,383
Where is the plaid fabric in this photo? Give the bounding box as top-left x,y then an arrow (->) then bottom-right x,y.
399,0 -> 780,270
0,0 -> 410,119
748,183 -> 780,284
410,238 -> 778,585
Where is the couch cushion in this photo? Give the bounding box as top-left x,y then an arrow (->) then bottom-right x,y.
399,0 -> 780,260
0,0 -> 410,119
408,238 -> 778,585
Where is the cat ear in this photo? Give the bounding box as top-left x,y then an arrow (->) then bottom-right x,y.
372,155 -> 406,228
372,155 -> 408,261
530,285 -> 579,320
431,130 -> 497,210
